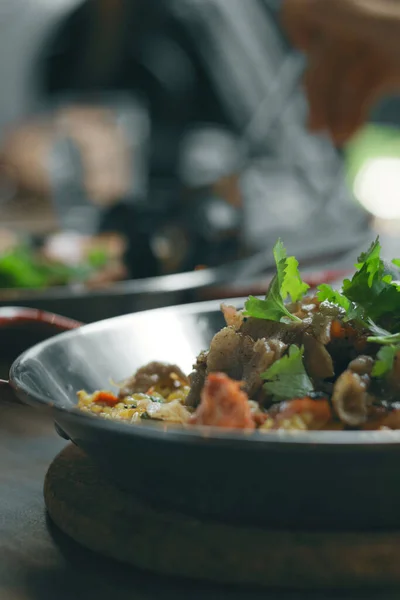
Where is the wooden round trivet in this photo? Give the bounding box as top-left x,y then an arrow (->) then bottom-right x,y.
44,444 -> 400,589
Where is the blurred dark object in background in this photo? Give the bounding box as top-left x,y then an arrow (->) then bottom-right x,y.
0,0 -> 370,284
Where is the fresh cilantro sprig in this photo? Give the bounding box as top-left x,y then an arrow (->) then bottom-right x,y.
369,331 -> 400,378
244,240 -> 309,323
317,237 -> 400,332
243,236 -> 400,332
342,238 -> 400,323
316,284 -> 368,324
367,323 -> 400,379
372,346 -> 400,378
0,243 -> 112,290
316,284 -> 352,313
261,345 -> 314,402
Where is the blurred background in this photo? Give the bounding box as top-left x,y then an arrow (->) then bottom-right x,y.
0,0 -> 400,321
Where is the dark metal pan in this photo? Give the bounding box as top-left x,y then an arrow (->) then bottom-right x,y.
0,265 -> 242,324
7,299 -> 400,533
0,267 -> 344,378
0,230 -> 369,323
0,268 -> 341,323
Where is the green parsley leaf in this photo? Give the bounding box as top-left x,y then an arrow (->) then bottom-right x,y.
316,284 -> 367,324
372,345 -> 399,378
149,395 -> 165,404
317,284 -> 351,311
261,345 -> 314,402
355,238 -> 382,286
342,237 -> 400,324
244,289 -> 294,322
392,259 -> 400,269
87,247 -> 108,268
273,240 -> 309,303
280,257 -> 309,303
243,239 -> 309,323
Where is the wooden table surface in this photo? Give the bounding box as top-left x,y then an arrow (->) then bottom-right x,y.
0,397 -> 399,600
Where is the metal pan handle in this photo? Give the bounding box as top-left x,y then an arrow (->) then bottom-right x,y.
0,306 -> 82,331
0,307 -> 82,404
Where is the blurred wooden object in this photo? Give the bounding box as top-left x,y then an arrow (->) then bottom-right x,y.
0,193 -> 57,235
45,443 -> 400,589
1,120 -> 55,198
1,104 -> 130,202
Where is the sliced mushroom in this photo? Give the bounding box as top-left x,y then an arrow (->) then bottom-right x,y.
186,327 -> 254,407
348,355 -> 374,377
303,333 -> 335,380
242,338 -> 287,397
186,351 -> 208,408
221,304 -> 244,330
187,329 -> 287,406
308,302 -> 344,345
206,327 -> 254,379
240,317 -> 309,346
331,370 -> 369,427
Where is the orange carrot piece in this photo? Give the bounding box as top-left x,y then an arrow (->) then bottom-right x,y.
272,397 -> 332,430
93,391 -> 119,406
330,320 -> 358,340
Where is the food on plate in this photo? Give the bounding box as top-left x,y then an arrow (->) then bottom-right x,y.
0,230 -> 127,290
78,238 -> 400,432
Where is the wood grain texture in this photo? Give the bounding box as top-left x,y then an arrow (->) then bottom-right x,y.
44,444 -> 400,589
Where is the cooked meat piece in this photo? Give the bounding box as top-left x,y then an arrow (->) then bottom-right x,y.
206,327 -> 254,379
331,370 -> 369,426
310,312 -> 332,344
242,338 -> 287,397
361,404 -> 400,430
190,372 -> 255,429
118,362 -> 188,398
318,301 -> 343,318
310,303 -> 342,345
262,397 -> 332,431
221,303 -> 244,330
186,351 -> 208,408
249,400 -> 269,426
348,355 -> 374,376
303,332 -> 335,380
240,317 -> 309,345
373,409 -> 400,430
